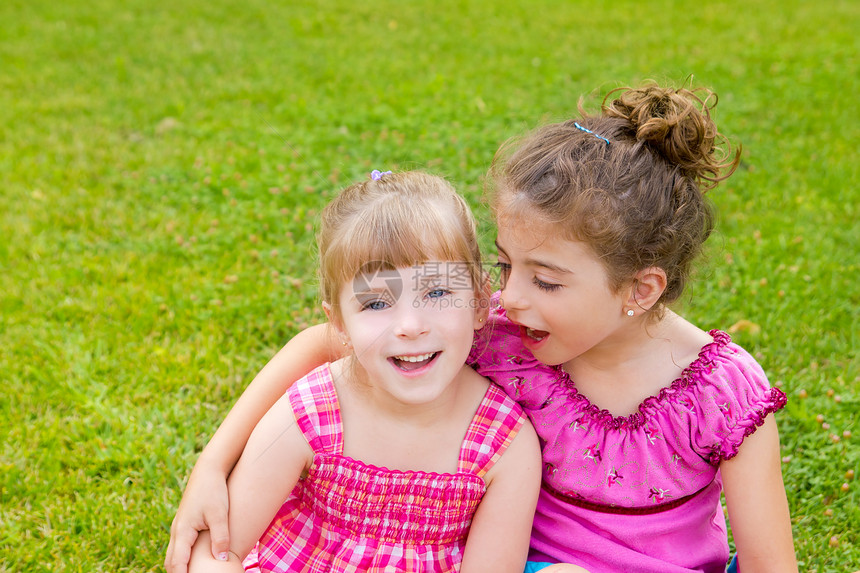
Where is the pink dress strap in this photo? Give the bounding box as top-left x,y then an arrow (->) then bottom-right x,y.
457,382 -> 527,477
244,363 -> 504,572
288,364 -> 343,454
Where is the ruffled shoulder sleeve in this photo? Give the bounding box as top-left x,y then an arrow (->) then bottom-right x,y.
688,331 -> 787,465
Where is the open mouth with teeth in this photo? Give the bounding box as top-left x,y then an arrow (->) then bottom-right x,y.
523,326 -> 548,342
390,352 -> 439,372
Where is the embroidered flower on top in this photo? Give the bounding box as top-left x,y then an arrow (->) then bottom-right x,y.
645,424 -> 662,444
509,375 -> 525,397
648,487 -> 670,503
370,169 -> 392,180
584,444 -> 602,463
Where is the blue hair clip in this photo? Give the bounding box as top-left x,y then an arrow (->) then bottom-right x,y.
371,169 -> 392,180
574,122 -> 610,145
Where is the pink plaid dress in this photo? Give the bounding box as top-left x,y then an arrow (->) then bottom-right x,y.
243,364 -> 527,572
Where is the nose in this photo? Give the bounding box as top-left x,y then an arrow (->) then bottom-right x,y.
393,301 -> 430,339
499,268 -> 529,311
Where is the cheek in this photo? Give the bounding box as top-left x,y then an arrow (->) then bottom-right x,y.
340,315 -> 377,345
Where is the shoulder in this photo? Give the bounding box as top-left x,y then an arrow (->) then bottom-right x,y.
460,368 -> 533,479
670,329 -> 786,414
655,316 -> 774,395
481,374 -> 528,424
693,331 -> 779,398
482,403 -> 541,486
285,362 -> 338,419
683,330 -> 787,463
289,362 -> 336,398
458,362 -> 527,429
286,362 -> 344,444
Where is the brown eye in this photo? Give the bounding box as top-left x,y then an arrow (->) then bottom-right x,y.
533,278 -> 562,292
494,262 -> 511,288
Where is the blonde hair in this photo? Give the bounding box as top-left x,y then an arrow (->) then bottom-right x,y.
318,171 -> 485,323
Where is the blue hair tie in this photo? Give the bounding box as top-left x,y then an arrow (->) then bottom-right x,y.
370,169 -> 392,180
574,122 -> 610,145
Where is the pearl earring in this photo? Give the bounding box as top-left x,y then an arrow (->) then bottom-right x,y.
626,309 -> 634,317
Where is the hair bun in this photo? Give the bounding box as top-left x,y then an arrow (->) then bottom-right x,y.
603,83 -> 740,189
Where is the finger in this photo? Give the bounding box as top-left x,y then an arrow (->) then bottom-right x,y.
164,520 -> 177,573
166,527 -> 198,573
207,509 -> 231,562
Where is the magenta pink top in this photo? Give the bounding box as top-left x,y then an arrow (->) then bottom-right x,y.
468,299 -> 787,573
243,363 -> 527,573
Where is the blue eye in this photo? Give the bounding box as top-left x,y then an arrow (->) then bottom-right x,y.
363,299 -> 390,311
427,288 -> 449,299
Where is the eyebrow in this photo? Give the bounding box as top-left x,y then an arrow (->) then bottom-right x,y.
494,240 -> 573,275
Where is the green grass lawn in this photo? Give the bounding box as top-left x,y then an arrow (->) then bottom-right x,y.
1,0 -> 857,570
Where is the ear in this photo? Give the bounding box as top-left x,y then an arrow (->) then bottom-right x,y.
322,301 -> 334,323
625,267 -> 667,314
322,302 -> 350,345
473,275 -> 493,330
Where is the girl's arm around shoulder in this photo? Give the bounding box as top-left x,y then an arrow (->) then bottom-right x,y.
200,323 -> 337,475
166,323 -> 337,573
721,414 -> 798,573
460,416 -> 542,573
188,391 -> 314,573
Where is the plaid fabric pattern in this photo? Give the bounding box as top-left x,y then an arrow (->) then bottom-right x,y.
459,384 -> 525,478
243,364 -> 527,572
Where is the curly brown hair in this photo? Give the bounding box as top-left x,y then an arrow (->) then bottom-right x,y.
489,82 -> 741,313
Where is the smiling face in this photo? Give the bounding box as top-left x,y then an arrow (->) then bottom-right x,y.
333,262 -> 484,407
494,221 -> 632,369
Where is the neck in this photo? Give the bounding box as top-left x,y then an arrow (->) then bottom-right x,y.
565,311 -> 678,377
561,310 -> 712,417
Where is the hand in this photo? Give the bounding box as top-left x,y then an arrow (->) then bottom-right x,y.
165,467 -> 231,573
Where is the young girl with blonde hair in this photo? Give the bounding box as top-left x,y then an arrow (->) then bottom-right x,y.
183,171 -> 542,572
169,84 -> 796,573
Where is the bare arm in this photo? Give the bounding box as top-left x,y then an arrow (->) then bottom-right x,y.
721,415 -> 797,573
196,324 -> 336,476
187,391 -> 313,573
166,323 -> 338,573
459,418 -> 542,573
